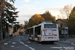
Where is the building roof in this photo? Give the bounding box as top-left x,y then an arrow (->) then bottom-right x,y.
56,19 -> 68,23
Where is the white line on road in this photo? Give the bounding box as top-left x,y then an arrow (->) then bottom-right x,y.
29,47 -> 35,50
25,44 -> 28,47
4,43 -> 8,45
12,42 -> 16,44
19,39 -> 35,50
10,45 -> 15,47
27,41 -> 31,43
20,42 -> 24,44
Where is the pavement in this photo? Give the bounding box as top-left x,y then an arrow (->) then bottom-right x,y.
59,38 -> 75,45
0,36 -> 75,50
0,36 -> 75,44
0,37 -> 14,44
1,37 -> 75,43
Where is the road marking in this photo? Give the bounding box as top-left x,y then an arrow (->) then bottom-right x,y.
29,47 -> 35,50
4,43 -> 8,45
27,41 -> 31,43
71,43 -> 75,45
20,42 -> 24,44
19,39 -> 35,50
10,45 -> 15,47
12,42 -> 16,44
25,44 -> 29,47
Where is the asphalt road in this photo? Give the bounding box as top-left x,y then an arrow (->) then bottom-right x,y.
0,36 -> 75,50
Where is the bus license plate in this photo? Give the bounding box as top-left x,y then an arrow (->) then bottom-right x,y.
48,37 -> 53,38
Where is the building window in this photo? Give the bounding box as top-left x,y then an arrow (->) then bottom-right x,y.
60,24 -> 62,27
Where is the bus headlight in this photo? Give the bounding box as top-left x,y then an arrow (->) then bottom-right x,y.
56,37 -> 58,39
44,37 -> 45,39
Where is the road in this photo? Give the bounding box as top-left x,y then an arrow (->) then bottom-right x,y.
0,36 -> 75,50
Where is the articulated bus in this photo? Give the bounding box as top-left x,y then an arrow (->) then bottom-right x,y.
27,22 -> 59,43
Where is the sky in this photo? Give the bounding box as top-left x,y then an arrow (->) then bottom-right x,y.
13,0 -> 75,24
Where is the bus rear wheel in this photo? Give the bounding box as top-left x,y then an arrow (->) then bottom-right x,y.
50,41 -> 54,44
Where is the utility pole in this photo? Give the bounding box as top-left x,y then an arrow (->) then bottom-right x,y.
0,10 -> 3,40
0,0 -> 4,40
0,0 -> 7,40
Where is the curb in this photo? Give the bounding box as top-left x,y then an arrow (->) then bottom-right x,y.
59,41 -> 75,45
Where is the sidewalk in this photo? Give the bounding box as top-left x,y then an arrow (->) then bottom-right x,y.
59,38 -> 75,45
0,36 -> 14,44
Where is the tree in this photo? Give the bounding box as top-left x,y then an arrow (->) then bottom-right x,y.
13,24 -> 21,33
0,0 -> 18,39
0,0 -> 15,11
24,20 -> 29,28
68,7 -> 75,28
2,1 -> 18,23
67,7 -> 75,37
0,0 -> 17,24
52,16 -> 56,23
60,5 -> 73,19
28,14 -> 45,27
41,11 -> 56,23
2,1 -> 18,32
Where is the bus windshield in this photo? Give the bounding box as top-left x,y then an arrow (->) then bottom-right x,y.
44,24 -> 57,28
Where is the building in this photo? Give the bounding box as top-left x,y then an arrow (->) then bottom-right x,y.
19,27 -> 25,35
9,26 -> 19,36
56,19 -> 68,28
9,27 -> 13,35
56,19 -> 68,38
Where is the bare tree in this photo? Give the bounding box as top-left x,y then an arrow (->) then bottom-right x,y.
24,20 -> 29,28
60,5 -> 74,19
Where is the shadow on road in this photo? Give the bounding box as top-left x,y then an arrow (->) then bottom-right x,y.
28,40 -> 57,45
38,42 -> 57,45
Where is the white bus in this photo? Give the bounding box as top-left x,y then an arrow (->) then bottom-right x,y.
27,22 -> 59,43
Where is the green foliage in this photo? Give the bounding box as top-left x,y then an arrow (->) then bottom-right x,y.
1,1 -> 18,35
68,7 -> 75,28
28,14 -> 45,27
24,20 -> 29,28
42,11 -> 56,23
13,24 -> 21,33
10,0 -> 15,3
3,2 -> 18,23
28,11 -> 56,28
42,11 -> 52,20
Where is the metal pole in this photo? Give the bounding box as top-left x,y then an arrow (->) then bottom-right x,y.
0,11 -> 3,40
0,0 -> 7,40
0,0 -> 3,40
13,23 -> 14,36
23,25 -> 25,35
67,29 -> 69,38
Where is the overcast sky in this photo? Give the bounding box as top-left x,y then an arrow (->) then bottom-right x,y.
13,0 -> 75,24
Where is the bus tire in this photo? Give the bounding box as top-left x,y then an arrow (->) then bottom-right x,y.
50,41 -> 54,44
28,39 -> 31,40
